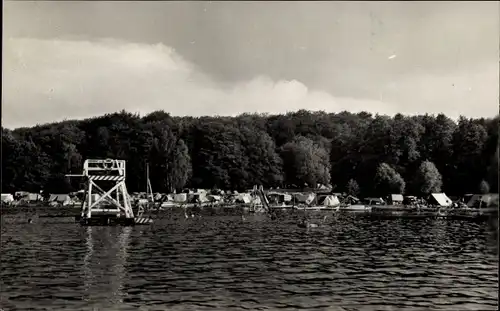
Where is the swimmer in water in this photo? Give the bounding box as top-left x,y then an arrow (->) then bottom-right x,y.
298,216 -> 318,228
308,222 -> 318,228
297,219 -> 308,228
270,212 -> 278,220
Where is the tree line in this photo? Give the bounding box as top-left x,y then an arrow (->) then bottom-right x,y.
1,110 -> 498,197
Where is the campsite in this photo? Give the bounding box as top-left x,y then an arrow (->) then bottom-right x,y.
2,187 -> 497,222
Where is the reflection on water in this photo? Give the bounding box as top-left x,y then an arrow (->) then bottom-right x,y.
1,214 -> 498,311
82,227 -> 93,296
81,226 -> 131,309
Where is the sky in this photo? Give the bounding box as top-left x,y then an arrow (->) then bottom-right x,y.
3,1 -> 499,129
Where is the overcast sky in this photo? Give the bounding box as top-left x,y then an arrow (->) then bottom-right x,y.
3,1 -> 499,129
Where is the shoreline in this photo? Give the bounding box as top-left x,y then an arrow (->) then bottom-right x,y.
2,204 -> 496,222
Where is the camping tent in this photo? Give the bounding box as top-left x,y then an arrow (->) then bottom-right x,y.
49,194 -> 73,206
390,194 -> 404,205
467,193 -> 499,208
195,192 -> 209,203
429,193 -> 453,207
1,194 -> 14,204
320,195 -> 340,207
188,192 -> 208,203
22,193 -> 43,202
173,193 -> 187,203
235,193 -> 252,204
15,191 -> 29,199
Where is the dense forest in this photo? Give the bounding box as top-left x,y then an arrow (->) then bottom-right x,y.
1,110 -> 498,197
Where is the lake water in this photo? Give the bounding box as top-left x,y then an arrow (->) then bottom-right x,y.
1,212 -> 498,311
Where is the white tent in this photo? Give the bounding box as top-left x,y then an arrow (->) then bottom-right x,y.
322,195 -> 340,207
196,192 -> 209,203
15,191 -> 29,198
430,193 -> 453,207
235,193 -> 252,204
1,194 -> 14,203
20,193 -> 43,202
467,193 -> 499,208
391,194 -> 404,204
173,193 -> 187,203
49,194 -> 73,206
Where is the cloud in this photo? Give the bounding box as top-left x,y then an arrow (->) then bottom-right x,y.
380,65 -> 499,119
3,38 -> 396,129
3,2 -> 498,129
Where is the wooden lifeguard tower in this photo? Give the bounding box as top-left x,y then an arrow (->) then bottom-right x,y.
68,159 -> 152,226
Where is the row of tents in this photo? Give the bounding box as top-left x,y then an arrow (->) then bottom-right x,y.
140,191 -> 341,206
1,192 -> 75,206
159,191 -> 498,208
2,189 -> 498,209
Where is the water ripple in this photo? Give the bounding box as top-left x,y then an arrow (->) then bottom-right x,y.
0,214 -> 497,310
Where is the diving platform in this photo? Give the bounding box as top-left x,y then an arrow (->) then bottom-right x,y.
67,159 -> 153,226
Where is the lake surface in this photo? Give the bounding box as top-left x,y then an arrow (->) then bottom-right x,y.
1,212 -> 498,311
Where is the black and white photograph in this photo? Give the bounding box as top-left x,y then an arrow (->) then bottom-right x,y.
1,1 -> 499,310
